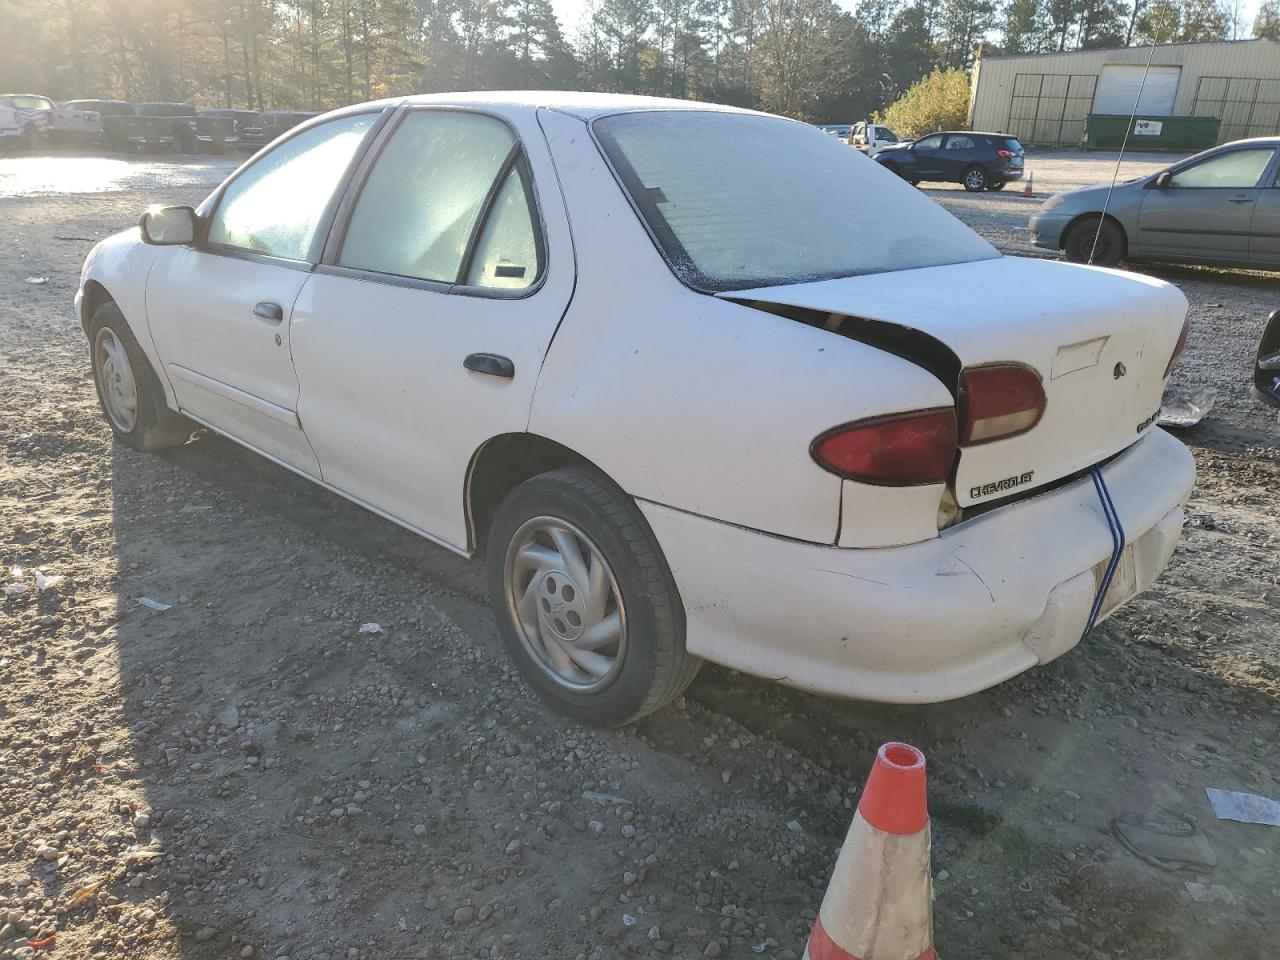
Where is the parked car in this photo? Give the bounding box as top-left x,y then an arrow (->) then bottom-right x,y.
200,108 -> 261,149
817,123 -> 853,142
76,93 -> 1194,726
851,121 -> 901,156
135,102 -> 235,153
59,100 -> 140,150
237,110 -> 319,148
47,101 -> 105,147
1030,137 -> 1280,270
1254,308 -> 1280,408
0,94 -> 54,147
875,131 -> 1025,191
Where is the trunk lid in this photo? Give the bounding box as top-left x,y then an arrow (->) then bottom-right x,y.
721,256 -> 1187,508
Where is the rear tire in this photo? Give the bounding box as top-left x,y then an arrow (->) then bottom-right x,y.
89,301 -> 192,452
962,165 -> 988,192
1063,217 -> 1125,267
486,467 -> 700,726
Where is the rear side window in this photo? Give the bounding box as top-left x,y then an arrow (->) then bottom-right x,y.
340,110 -> 540,290
207,113 -> 376,260
945,135 -> 975,150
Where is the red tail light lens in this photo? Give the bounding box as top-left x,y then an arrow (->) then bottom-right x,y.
811,409 -> 957,486
961,364 -> 1046,445
1164,317 -> 1189,378
996,149 -> 1014,158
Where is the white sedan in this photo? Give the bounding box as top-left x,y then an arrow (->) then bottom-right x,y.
77,92 -> 1195,725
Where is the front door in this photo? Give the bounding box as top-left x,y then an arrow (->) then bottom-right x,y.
1250,162 -> 1280,267
145,112 -> 380,476
289,107 -> 575,551
1137,146 -> 1276,262
908,133 -> 946,179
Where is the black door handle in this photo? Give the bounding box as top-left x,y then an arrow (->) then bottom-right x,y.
464,353 -> 514,378
253,301 -> 283,323
1229,194 -> 1255,204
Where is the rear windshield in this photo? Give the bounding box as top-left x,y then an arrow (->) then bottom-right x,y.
593,111 -> 998,292
1002,137 -> 1024,153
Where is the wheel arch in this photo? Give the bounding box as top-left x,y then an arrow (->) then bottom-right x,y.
466,432 -> 615,557
80,279 -> 115,335
1060,210 -> 1129,254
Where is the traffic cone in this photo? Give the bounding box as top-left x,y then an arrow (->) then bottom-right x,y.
804,742 -> 935,960
1022,171 -> 1034,198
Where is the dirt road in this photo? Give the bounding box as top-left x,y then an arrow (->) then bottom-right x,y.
1,153 -> 1278,960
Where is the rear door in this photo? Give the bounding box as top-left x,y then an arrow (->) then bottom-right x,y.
1250,157 -> 1280,267
289,106 -> 575,550
145,112 -> 382,477
940,134 -> 978,180
1137,146 -> 1276,262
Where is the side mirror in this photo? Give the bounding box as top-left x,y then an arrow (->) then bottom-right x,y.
1253,308 -> 1280,409
1153,171 -> 1173,189
139,205 -> 196,245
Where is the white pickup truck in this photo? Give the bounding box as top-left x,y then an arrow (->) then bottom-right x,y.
851,121 -> 902,157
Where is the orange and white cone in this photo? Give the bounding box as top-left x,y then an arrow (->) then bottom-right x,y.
804,742 -> 935,960
1022,171 -> 1034,198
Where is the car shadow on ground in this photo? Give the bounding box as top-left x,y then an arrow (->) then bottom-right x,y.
93,421 -> 1279,959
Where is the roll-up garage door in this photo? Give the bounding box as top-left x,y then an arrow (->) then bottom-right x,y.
1093,65 -> 1181,115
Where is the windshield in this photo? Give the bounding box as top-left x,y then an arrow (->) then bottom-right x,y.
594,111 -> 998,292
10,96 -> 53,110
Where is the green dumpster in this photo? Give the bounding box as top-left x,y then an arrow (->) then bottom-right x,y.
1085,114 -> 1220,151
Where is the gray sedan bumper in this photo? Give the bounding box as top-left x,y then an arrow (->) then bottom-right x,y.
1028,210 -> 1073,251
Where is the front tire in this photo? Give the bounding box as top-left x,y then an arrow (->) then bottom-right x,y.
1063,217 -> 1125,267
89,301 -> 192,451
962,165 -> 988,192
486,467 -> 700,726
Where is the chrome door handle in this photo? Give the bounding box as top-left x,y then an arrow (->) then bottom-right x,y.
1229,194 -> 1255,203
253,301 -> 283,324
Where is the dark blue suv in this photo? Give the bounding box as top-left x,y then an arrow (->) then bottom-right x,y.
874,132 -> 1025,192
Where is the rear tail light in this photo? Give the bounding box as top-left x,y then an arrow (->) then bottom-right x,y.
1164,317 -> 1189,378
811,409 -> 957,486
961,364 -> 1046,445
996,149 -> 1013,158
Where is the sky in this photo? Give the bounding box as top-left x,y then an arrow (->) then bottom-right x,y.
548,0 -> 1264,46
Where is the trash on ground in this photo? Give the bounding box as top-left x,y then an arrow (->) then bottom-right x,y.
68,880 -> 103,905
582,790 -> 631,807
622,914 -> 637,927
1184,881 -> 1234,904
25,934 -> 57,950
1112,816 -> 1217,870
1206,787 -> 1280,827
4,582 -> 29,597
34,570 -> 64,592
1158,387 -> 1216,428
137,597 -> 172,611
24,276 -> 50,285
122,848 -> 164,867
358,622 -> 383,634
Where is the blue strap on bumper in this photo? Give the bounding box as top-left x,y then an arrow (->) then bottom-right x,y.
1084,466 -> 1126,637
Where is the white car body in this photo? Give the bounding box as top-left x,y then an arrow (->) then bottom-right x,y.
76,92 -> 1195,705
852,121 -> 902,157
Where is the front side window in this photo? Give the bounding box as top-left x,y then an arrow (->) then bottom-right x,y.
340,110 -> 538,289
1170,149 -> 1275,189
207,113 -> 376,260
593,111 -> 997,292
914,134 -> 944,150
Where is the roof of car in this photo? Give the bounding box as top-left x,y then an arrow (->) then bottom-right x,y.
384,91 -> 764,120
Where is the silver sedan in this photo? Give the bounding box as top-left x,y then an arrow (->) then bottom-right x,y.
1030,137 -> 1280,270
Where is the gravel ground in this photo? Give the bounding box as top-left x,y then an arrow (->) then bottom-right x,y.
1,150 -> 1278,960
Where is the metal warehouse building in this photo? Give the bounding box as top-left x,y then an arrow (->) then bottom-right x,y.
969,38 -> 1280,147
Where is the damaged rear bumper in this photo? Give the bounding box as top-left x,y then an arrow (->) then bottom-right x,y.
639,428 -> 1195,704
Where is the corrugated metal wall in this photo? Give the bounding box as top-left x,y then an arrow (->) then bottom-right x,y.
970,39 -> 1280,146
